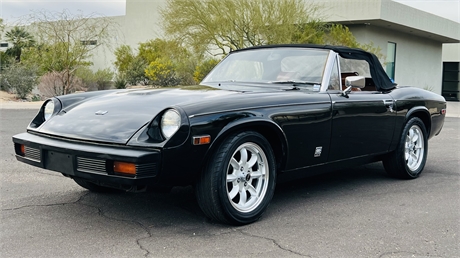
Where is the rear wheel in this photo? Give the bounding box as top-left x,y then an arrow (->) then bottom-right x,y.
73,178 -> 120,193
196,131 -> 276,225
383,117 -> 428,179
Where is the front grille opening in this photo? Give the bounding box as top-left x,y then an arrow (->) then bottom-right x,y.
77,157 -> 107,175
24,146 -> 41,162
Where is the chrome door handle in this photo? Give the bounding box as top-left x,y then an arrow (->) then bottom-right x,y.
383,100 -> 394,112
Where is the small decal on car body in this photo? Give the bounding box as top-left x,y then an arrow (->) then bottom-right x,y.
314,147 -> 322,157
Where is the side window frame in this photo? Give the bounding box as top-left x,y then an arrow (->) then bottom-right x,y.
328,55 -> 341,91
322,51 -> 342,92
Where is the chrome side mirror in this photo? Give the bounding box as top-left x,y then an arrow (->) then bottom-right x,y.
345,76 -> 365,88
341,76 -> 366,98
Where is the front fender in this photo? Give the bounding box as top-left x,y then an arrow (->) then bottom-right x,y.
205,117 -> 289,172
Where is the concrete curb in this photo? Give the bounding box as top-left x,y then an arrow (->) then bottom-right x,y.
0,101 -> 44,110
1,100 -> 459,118
446,101 -> 460,118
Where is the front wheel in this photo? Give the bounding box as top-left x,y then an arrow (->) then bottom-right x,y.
383,117 -> 428,179
196,131 -> 276,225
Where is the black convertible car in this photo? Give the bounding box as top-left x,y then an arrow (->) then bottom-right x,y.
13,45 -> 446,225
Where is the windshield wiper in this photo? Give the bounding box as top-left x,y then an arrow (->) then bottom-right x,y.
269,80 -> 321,91
268,80 -> 317,85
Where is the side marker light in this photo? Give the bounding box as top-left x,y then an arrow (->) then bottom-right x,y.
193,135 -> 211,145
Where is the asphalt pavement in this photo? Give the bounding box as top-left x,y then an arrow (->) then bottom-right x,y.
0,109 -> 459,258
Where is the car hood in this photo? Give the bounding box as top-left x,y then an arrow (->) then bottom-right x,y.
37,88 -> 237,144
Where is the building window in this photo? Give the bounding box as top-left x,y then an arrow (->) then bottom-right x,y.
0,43 -> 8,48
442,62 -> 460,101
81,40 -> 97,46
386,42 -> 396,82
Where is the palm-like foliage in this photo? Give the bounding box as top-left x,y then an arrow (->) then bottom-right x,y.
5,26 -> 36,62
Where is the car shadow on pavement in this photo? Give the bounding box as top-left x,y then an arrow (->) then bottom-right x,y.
68,161 -> 393,228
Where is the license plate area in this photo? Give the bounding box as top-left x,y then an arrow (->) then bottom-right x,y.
45,151 -> 75,175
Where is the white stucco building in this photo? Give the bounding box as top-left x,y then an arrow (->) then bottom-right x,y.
90,0 -> 460,97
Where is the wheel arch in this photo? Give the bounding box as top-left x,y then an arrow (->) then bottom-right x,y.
406,106 -> 431,136
202,119 -> 288,175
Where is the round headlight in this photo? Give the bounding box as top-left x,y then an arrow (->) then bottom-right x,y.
161,109 -> 181,139
43,100 -> 55,121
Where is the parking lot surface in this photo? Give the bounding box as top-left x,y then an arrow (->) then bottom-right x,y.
1,109 -> 459,258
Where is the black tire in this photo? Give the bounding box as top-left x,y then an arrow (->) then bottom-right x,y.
196,131 -> 276,225
383,117 -> 428,179
73,178 -> 120,193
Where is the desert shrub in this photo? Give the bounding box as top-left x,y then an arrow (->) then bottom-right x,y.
0,52 -> 15,91
114,73 -> 128,89
75,67 -> 114,91
126,56 -> 149,85
145,58 -> 181,86
38,71 -> 84,98
1,63 -> 38,99
94,68 -> 114,90
0,51 -> 14,71
75,66 -> 96,90
193,58 -> 220,83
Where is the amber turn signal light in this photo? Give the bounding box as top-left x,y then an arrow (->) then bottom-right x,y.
18,144 -> 25,156
113,161 -> 136,175
193,135 -> 211,145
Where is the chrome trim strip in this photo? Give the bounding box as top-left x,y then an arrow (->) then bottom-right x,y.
188,101 -> 331,118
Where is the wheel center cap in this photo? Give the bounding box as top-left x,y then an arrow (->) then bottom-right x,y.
245,174 -> 251,181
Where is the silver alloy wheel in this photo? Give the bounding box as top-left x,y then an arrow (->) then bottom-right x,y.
226,142 -> 269,213
405,124 -> 425,171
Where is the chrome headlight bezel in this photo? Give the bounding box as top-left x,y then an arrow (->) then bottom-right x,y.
160,109 -> 181,139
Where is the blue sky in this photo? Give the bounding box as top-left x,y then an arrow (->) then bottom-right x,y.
1,0 -> 459,25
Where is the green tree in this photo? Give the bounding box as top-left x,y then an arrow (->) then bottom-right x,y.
22,42 -> 92,95
161,0 -> 322,56
161,0 -> 383,59
0,18 -> 4,39
22,10 -> 117,95
138,39 -> 196,84
114,45 -> 135,74
4,26 -> 36,62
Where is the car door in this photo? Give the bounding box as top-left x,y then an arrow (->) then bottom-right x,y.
272,92 -> 333,170
327,57 -> 397,161
328,92 -> 396,161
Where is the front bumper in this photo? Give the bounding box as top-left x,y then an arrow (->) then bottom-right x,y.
13,132 -> 161,189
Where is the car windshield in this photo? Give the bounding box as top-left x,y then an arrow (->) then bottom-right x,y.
202,48 -> 329,91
